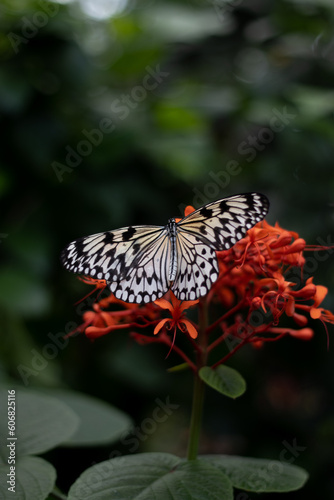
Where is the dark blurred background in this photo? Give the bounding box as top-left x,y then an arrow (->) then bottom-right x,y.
1,0 -> 334,497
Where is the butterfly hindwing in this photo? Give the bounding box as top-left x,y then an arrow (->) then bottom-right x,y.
171,231 -> 219,301
109,227 -> 171,303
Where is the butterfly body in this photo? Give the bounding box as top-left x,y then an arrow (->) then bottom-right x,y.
61,193 -> 269,304
167,218 -> 178,282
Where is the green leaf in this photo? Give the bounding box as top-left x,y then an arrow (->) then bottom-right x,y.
167,362 -> 190,373
202,455 -> 308,492
48,389 -> 133,446
199,366 -> 246,399
0,456 -> 56,500
68,452 -> 233,500
0,388 -> 79,459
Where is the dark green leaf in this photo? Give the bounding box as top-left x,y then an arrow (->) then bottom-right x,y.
48,389 -> 133,446
167,362 -> 190,373
0,388 -> 79,459
0,456 -> 56,500
199,366 -> 246,399
202,454 -> 308,492
68,452 -> 233,500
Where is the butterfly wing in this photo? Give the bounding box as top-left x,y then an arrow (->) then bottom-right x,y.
177,193 -> 269,251
109,228 -> 171,303
62,193 -> 269,304
61,225 -> 170,303
172,193 -> 269,300
171,231 -> 219,301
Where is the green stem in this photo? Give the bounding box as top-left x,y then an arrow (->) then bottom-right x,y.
187,372 -> 205,460
186,298 -> 208,461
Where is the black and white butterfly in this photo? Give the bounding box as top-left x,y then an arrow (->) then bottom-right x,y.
61,193 -> 269,304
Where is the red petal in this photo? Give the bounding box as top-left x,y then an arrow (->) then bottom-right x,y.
313,285 -> 328,307
86,326 -> 113,339
289,328 -> 314,340
292,312 -> 308,326
184,205 -> 196,216
285,296 -> 295,317
269,233 -> 293,249
292,284 -> 316,299
310,307 -> 322,319
284,238 -> 306,254
83,311 -> 97,322
154,298 -> 174,312
154,318 -> 170,335
179,299 -> 199,312
183,320 -> 198,339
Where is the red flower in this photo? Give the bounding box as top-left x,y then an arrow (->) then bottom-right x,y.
69,211 -> 334,370
255,273 -> 316,323
154,293 -> 198,339
297,283 -> 334,326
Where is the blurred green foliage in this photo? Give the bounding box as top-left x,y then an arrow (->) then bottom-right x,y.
1,0 -> 334,497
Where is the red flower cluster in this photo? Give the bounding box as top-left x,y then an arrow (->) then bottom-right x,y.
71,214 -> 334,371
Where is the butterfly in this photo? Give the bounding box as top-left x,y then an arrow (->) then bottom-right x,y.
61,193 -> 269,304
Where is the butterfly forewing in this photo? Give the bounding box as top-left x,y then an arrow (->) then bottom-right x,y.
109,227 -> 171,303
61,225 -> 169,302
176,193 -> 269,251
